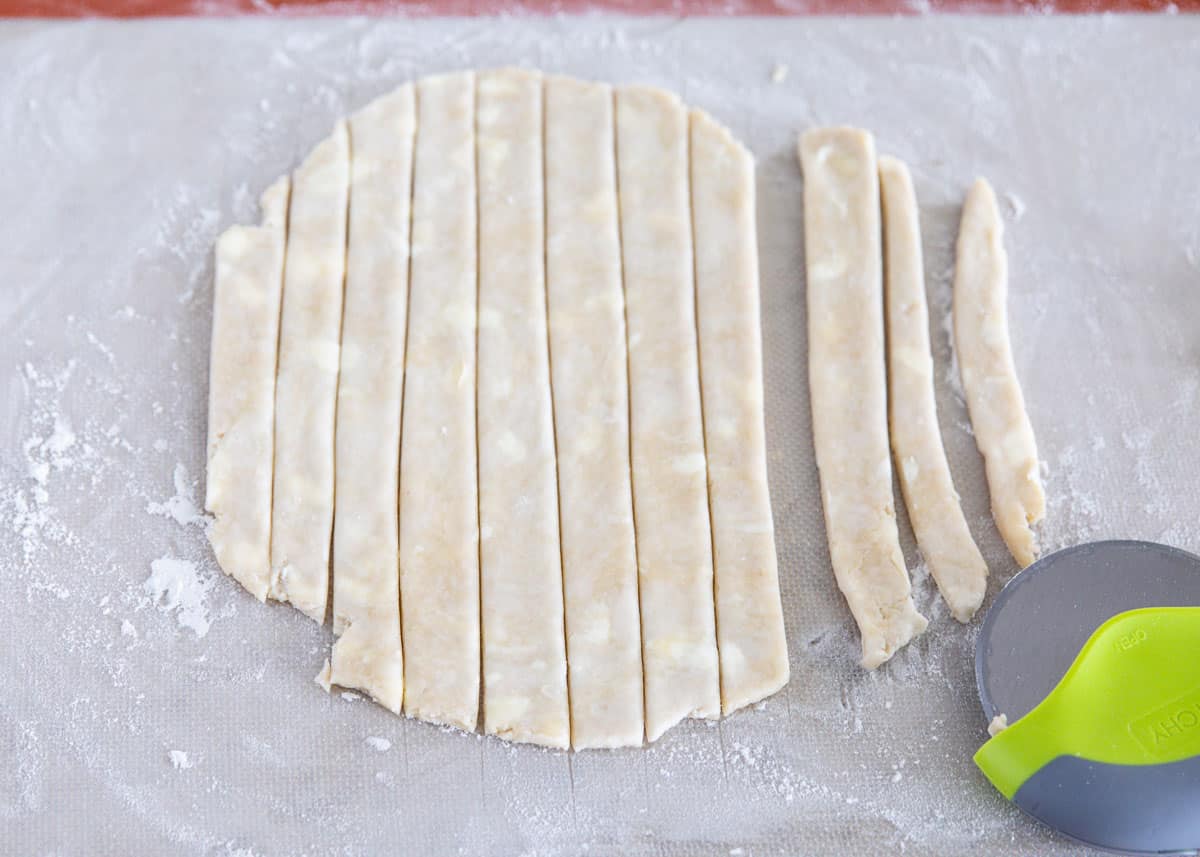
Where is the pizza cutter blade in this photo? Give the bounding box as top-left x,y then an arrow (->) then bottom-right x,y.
974,540 -> 1200,855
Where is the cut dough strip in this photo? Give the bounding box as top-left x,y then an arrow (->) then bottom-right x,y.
879,156 -> 987,623
476,68 -> 570,748
205,176 -> 290,602
690,110 -> 789,714
953,178 -> 1045,568
325,86 -> 416,714
799,127 -> 928,669
398,72 -> 480,731
270,122 -> 351,623
617,85 -> 720,741
545,75 -> 645,749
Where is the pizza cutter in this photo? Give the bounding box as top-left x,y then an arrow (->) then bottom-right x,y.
973,540 -> 1200,855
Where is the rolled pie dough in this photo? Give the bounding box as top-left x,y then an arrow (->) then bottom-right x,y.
397,71 -> 481,732
206,70 -> 788,747
799,127 -> 928,669
325,85 -> 416,714
953,178 -> 1045,568
879,155 -> 987,623
617,85 -> 721,742
545,74 -> 645,750
691,110 -> 789,714
269,122 -> 350,623
205,176 -> 289,603
476,68 -> 570,748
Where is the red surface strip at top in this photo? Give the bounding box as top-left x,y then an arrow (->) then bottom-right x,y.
2,0 -> 1194,24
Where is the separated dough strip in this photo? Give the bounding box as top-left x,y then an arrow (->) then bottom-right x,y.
690,110 -> 789,715
879,156 -> 987,623
205,176 -> 290,601
398,72 -> 480,731
476,68 -> 571,748
545,75 -> 644,749
323,86 -> 416,713
798,128 -> 927,669
616,85 -> 720,741
269,122 -> 350,623
953,178 -> 1045,568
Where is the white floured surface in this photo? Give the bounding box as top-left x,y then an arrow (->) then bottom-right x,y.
146,462 -> 205,528
144,557 -> 213,638
1,14 -> 1198,856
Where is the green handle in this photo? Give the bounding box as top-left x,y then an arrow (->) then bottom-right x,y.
975,606 -> 1200,799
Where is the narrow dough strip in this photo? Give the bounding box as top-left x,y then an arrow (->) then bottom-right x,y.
545,74 -> 644,749
475,68 -> 570,748
398,72 -> 480,731
205,176 -> 289,601
616,85 -> 720,741
798,128 -> 928,669
269,123 -> 350,623
953,178 -> 1045,568
690,110 -> 789,715
324,86 -> 416,713
879,156 -> 987,623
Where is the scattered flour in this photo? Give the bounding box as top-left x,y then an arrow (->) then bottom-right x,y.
14,367 -> 78,544
143,557 -> 214,638
1121,427 -> 1154,451
85,331 -> 117,366
365,736 -> 392,752
42,414 -> 78,460
146,462 -> 205,528
1002,191 -> 1026,222
168,750 -> 194,770
727,742 -> 841,806
219,847 -> 262,857
3,358 -> 113,592
1043,444 -> 1102,546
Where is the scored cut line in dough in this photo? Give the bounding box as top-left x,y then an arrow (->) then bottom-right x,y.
398,71 -> 481,732
269,122 -> 350,624
324,85 -> 416,714
617,85 -> 721,741
545,74 -> 645,749
205,176 -> 289,602
879,155 -> 987,623
799,127 -> 928,669
476,68 -> 571,748
953,177 -> 1045,568
690,110 -> 789,715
